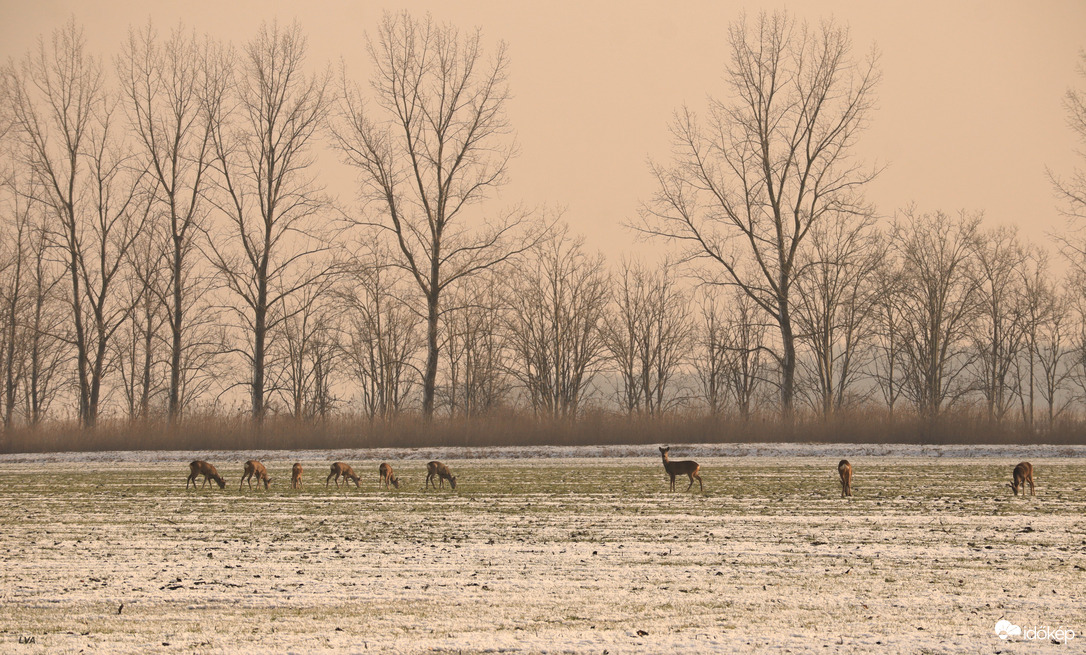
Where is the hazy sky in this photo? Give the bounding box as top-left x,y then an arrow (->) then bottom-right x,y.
3,0 -> 1084,258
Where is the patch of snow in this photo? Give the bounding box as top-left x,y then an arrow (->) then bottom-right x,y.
2,442 -> 1083,464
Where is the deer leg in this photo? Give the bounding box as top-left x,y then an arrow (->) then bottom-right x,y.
695,472 -> 703,491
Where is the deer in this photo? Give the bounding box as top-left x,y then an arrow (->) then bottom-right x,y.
379,462 -> 400,489
240,460 -> 271,490
426,461 -> 457,490
291,463 -> 303,489
326,462 -> 361,488
838,459 -> 853,497
659,446 -> 702,492
186,460 -> 226,490
1008,462 -> 1035,496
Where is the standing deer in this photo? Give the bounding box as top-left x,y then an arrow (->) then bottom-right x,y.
1008,462 -> 1035,496
426,461 -> 457,490
240,460 -> 271,490
379,462 -> 400,489
326,462 -> 361,488
838,459 -> 853,497
291,463 -> 303,489
187,460 -> 226,490
659,446 -> 702,492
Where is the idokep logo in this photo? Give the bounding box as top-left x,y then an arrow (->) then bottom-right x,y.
995,619 -> 1076,643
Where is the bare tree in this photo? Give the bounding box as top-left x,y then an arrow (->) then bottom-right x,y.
505,226 -> 610,419
969,225 -> 1029,423
603,259 -> 690,415
77,106 -> 153,426
5,20 -> 104,427
118,22 -> 219,424
1050,51 -> 1086,226
6,20 -> 150,427
693,287 -> 772,421
114,224 -> 167,420
18,200 -> 68,426
891,209 -> 982,420
871,264 -> 905,420
639,11 -> 879,419
793,213 -> 884,416
337,244 -> 422,419
721,288 -> 771,420
203,22 -> 332,424
692,292 -> 728,417
0,166 -> 33,428
277,273 -> 339,420
1021,270 -> 1073,431
332,11 -> 543,420
442,271 -> 510,417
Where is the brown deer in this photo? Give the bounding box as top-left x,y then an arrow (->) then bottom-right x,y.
240,460 -> 271,490
187,460 -> 226,490
426,461 -> 457,490
379,462 -> 399,489
659,446 -> 702,492
326,462 -> 361,488
1008,462 -> 1035,496
291,463 -> 303,489
838,459 -> 853,497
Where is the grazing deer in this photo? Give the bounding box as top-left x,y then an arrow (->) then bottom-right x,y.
326,462 -> 361,488
186,460 -> 226,490
659,446 -> 703,492
426,461 -> 457,490
379,462 -> 399,489
1008,462 -> 1035,496
240,460 -> 271,490
291,463 -> 303,489
838,459 -> 853,497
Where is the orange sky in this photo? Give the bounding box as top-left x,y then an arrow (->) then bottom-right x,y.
3,0 -> 1084,259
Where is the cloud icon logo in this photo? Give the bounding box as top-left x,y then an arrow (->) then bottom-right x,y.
995,620 -> 1022,640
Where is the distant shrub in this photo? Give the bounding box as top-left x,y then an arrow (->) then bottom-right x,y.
2,407 -> 1084,454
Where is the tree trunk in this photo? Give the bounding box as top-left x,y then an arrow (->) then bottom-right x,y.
253,304 -> 266,424
422,288 -> 440,420
779,298 -> 796,422
169,234 -> 183,424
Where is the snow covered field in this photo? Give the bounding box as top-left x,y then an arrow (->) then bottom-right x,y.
1,445 -> 1083,653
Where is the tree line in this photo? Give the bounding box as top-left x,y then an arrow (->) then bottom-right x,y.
1,11 -> 1084,439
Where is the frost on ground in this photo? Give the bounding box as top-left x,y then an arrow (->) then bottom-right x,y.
0,446 -> 1083,654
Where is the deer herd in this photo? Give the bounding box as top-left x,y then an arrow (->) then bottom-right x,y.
185,450 -> 1038,498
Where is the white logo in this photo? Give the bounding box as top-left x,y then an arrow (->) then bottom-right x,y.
995,620 -> 1022,640
995,620 -> 1076,642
